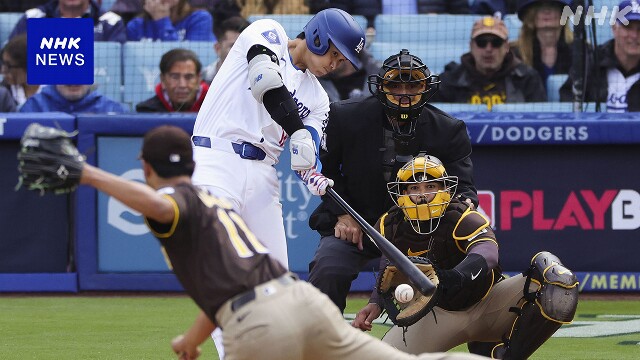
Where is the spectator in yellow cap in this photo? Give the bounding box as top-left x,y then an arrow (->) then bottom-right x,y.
431,16 -> 546,110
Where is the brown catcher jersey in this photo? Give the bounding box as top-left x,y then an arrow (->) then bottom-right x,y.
145,183 -> 287,323
377,199 -> 501,311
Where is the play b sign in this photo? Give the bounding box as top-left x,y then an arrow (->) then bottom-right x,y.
27,18 -> 94,85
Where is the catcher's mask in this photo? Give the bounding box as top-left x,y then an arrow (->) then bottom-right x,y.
368,49 -> 440,142
387,155 -> 458,234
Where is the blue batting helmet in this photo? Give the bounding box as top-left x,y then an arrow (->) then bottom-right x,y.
303,8 -> 365,70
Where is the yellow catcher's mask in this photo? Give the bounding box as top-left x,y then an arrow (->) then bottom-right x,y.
388,155 -> 458,234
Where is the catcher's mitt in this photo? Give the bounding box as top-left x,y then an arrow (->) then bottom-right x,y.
17,123 -> 85,195
377,256 -> 440,327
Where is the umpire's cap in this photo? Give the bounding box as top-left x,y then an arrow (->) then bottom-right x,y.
304,8 -> 366,70
141,125 -> 195,177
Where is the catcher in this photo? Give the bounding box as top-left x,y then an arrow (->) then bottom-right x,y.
352,154 -> 579,359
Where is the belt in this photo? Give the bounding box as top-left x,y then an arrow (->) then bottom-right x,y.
192,136 -> 266,161
230,274 -> 297,312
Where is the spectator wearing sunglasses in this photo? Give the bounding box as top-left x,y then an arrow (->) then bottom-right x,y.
431,16 -> 546,110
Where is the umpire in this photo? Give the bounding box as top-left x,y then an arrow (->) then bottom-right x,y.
308,49 -> 478,313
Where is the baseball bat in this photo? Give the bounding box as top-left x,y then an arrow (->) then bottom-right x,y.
326,187 -> 436,296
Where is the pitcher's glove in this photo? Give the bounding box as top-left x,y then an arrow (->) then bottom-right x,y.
17,123 -> 85,195
377,256 -> 440,327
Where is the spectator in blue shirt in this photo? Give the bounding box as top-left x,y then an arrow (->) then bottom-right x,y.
20,85 -> 127,113
127,0 -> 215,42
9,0 -> 126,43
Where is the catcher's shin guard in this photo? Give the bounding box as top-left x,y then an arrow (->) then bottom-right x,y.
468,341 -> 501,356
492,252 -> 578,360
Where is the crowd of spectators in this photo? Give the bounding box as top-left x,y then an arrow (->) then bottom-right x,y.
0,0 -> 637,113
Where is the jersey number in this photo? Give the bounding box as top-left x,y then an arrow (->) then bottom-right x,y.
217,208 -> 270,258
198,189 -> 270,258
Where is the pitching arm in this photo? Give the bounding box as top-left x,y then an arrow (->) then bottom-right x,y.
80,164 -> 175,224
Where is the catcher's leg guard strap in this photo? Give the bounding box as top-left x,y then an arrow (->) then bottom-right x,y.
494,252 -> 579,359
468,341 -> 501,357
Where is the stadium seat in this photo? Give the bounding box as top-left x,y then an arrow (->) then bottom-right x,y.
374,14 -> 481,44
94,42 -> 122,103
368,42 -> 468,75
503,14 -> 522,42
247,14 -> 368,40
565,0 -> 616,45
589,0 -> 616,46
100,0 -> 117,11
546,74 -> 569,102
491,102 -> 575,112
429,103 -> 488,113
592,21 -> 614,46
122,41 -> 217,109
382,0 -> 418,14
0,12 -> 23,47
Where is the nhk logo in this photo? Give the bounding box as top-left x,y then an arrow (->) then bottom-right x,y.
560,3 -> 640,26
477,189 -> 639,231
27,18 -> 94,85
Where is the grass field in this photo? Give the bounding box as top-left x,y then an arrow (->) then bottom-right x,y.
1,294 -> 639,359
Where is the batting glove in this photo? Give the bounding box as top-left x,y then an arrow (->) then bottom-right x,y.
289,129 -> 316,171
295,169 -> 334,196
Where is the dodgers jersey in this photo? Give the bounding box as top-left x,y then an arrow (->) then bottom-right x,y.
193,19 -> 330,163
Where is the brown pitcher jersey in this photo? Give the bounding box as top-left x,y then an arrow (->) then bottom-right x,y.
144,183 -> 287,322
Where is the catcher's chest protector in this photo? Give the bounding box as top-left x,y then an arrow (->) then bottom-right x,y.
430,201 -> 501,311
427,201 -> 471,269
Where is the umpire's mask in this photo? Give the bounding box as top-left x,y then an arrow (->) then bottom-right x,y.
368,49 -> 440,143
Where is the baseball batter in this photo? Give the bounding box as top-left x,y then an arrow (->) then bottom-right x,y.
73,125 -> 489,360
191,8 -> 366,269
352,155 -> 579,359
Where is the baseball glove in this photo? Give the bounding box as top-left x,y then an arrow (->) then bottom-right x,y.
17,123 -> 85,195
377,256 -> 440,327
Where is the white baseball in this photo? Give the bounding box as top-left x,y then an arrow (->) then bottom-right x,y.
394,284 -> 414,303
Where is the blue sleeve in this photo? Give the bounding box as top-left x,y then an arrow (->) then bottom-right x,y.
154,17 -> 179,41
19,98 -> 40,112
126,18 -> 144,41
104,18 -> 127,43
305,125 -> 322,171
182,10 -> 215,41
109,101 -> 128,113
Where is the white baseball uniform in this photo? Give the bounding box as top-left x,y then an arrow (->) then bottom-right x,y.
192,19 -> 330,268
